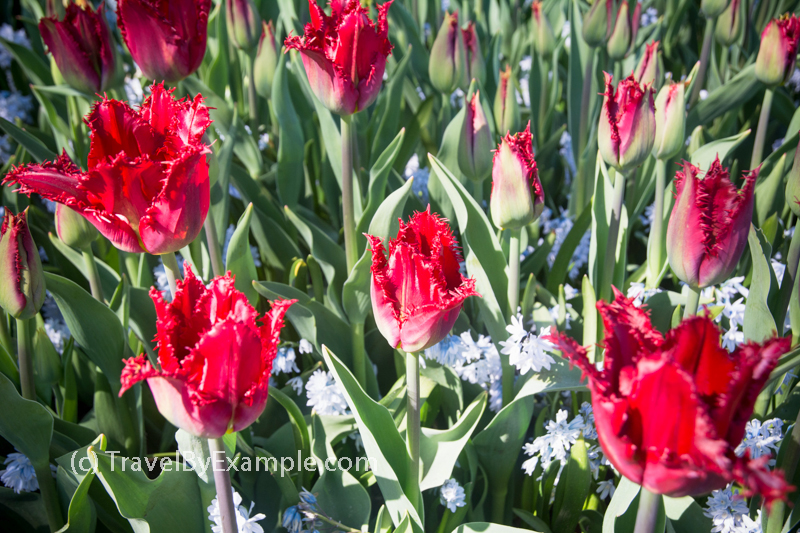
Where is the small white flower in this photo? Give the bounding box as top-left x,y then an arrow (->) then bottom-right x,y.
439,478 -> 466,513
298,339 -> 313,354
735,419 -> 783,465
286,377 -> 304,395
596,479 -> 615,500
1,452 -> 40,493
273,347 -> 300,375
522,410 -> 584,475
424,335 -> 466,367
704,485 -> 754,533
503,326 -> 556,376
640,7 -> 659,27
721,327 -> 744,352
699,89 -> 709,100
258,133 -> 270,151
208,488 -> 266,533
305,369 -> 348,416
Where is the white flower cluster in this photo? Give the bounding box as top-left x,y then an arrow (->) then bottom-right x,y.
305,369 -> 349,416
271,341 -> 312,395
0,451 -> 57,494
711,277 -> 748,352
734,418 -> 783,466
626,282 -> 662,308
440,478 -> 467,512
500,315 -> 556,376
640,7 -> 659,28
403,153 -> 431,205
704,486 -> 761,533
539,208 -> 590,280
207,488 -> 266,533
0,23 -> 31,70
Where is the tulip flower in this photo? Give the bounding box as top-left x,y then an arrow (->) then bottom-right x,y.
117,0 -> 211,83
755,14 -> 800,87
494,65 -> 521,137
701,0 -> 729,19
0,210 -> 45,320
285,0 -> 394,116
462,22 -> 486,86
651,80 -> 685,160
785,139 -> 800,217
667,158 -> 755,290
549,289 -> 792,505
531,1 -> 556,58
458,92 -> 493,183
38,3 -> 116,95
55,203 -> 98,250
119,265 -> 295,437
428,11 -> 467,94
598,73 -> 656,174
226,0 -> 261,51
715,0 -> 742,46
634,41 -> 660,88
254,21 -> 279,98
366,208 -> 479,353
490,123 -> 544,231
606,0 -> 633,60
4,83 -> 212,255
582,0 -> 617,48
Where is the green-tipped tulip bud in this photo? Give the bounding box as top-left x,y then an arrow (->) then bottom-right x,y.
583,0 -> 617,48
652,80 -> 685,160
701,0 -> 729,19
490,123 -> 545,230
55,203 -> 98,250
462,22 -> 486,87
785,139 -> 800,216
635,41 -> 661,88
493,65 -> 521,136
254,20 -> 278,98
755,15 -> 800,87
429,11 -> 468,94
607,0 -> 632,60
458,92 -> 494,182
715,0 -> 742,46
0,209 -> 45,320
598,73 -> 656,174
531,1 -> 556,58
686,125 -> 705,158
226,0 -> 261,51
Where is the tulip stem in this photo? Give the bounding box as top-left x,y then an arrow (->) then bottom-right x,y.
504,228 -> 522,407
649,159 -> 667,288
684,286 -> 701,318
0,311 -> 13,355
248,52 -> 258,124
689,18 -> 717,107
600,169 -> 627,302
209,437 -> 238,533
81,246 -> 104,302
405,351 -> 420,492
751,87 -> 774,170
352,321 -> 367,390
579,49 -> 595,152
36,460 -> 64,532
775,221 -> 800,333
15,318 -> 35,401
341,115 -> 358,272
161,252 -> 181,297
633,487 -> 662,533
205,215 -> 225,278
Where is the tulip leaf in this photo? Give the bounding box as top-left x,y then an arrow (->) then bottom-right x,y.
689,129 -> 751,172
0,37 -> 52,86
452,523 -> 538,533
744,225 -> 779,343
0,372 -> 53,472
546,201 -> 593,294
602,478 -> 641,532
755,153 -> 788,226
274,49 -> 305,207
687,65 -> 760,131
30,86 -> 73,159
270,386 -> 311,469
209,109 -> 238,243
663,495 -> 713,532
588,159 -> 629,299
47,233 -> 119,297
371,51 -> 412,167
226,203 -> 259,306
552,439 -> 591,533
342,251 -> 373,326
0,116 -> 58,163
322,346 -> 424,529
515,357 -> 588,400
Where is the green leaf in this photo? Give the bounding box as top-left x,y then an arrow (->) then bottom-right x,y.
663,495 -> 713,532
552,439 -> 591,533
209,111 -> 238,243
371,51 -> 412,166
226,203 -> 259,306
0,37 -> 52,86
343,252 -> 372,325
0,116 -> 58,163
755,153 -> 787,226
0,372 -> 53,471
47,233 -> 120,297
689,129 -> 751,171
602,478 -> 640,533
515,358 -> 588,399
270,387 -> 311,466
687,65 -> 760,131
452,522 -> 542,533
588,160 -> 629,297
274,51 -> 305,206
30,86 -> 73,158
744,225 -> 778,342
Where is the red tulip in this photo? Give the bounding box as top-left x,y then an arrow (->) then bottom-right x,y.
285,0 -> 394,116
366,208 -> 479,353
0,210 -> 45,320
666,157 -> 755,289
548,288 -> 792,505
598,73 -> 656,173
755,14 -> 800,86
117,0 -> 211,83
4,83 -> 212,255
634,41 -> 660,87
119,265 -> 296,438
39,2 -> 116,94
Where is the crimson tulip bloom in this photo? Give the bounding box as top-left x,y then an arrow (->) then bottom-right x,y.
39,3 -> 116,95
119,265 -> 296,438
285,0 -> 394,116
755,14 -> 800,86
117,0 -> 211,83
549,288 -> 792,505
4,83 -> 212,255
667,157 -> 755,289
598,73 -> 656,173
366,208 -> 479,353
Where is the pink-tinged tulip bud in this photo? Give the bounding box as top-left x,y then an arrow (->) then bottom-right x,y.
755,15 -> 800,87
285,0 -> 393,116
458,92 -> 493,182
784,139 -> 800,216
701,0 -> 729,19
493,65 -> 521,137
117,0 -> 211,83
490,123 -> 545,230
606,0 -> 632,60
583,0 -> 617,48
634,41 -> 660,88
55,203 -> 98,250
38,3 -> 116,95
0,210 -> 45,320
667,158 -> 756,289
462,22 -> 486,86
45,0 -> 64,18
366,208 -> 479,353
254,21 -> 278,98
120,265 -> 295,438
652,80 -> 685,160
4,83 -> 212,255
598,73 -> 656,173
428,11 -> 467,94
531,1 -> 556,58
715,0 -> 742,46
226,0 -> 261,51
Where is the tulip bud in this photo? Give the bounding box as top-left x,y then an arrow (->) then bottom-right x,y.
634,41 -> 661,88
652,80 -> 685,160
38,3 -> 116,95
686,125 -> 705,158
490,123 -> 545,230
715,0 -> 742,46
667,158 -> 755,289
598,73 -> 656,174
755,15 -> 800,87
701,0 -> 729,19
494,65 -> 521,136
531,2 -> 556,58
0,210 -> 45,320
607,1 -> 632,60
45,0 -> 64,19
429,11 -> 468,94
55,203 -> 98,250
785,139 -> 800,217
583,0 -> 617,48
458,92 -> 494,182
254,21 -> 278,98
462,22 -> 486,87
226,0 -> 261,51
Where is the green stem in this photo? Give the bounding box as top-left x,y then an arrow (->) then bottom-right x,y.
504,229 -> 521,406
209,438 -> 238,533
751,87 -> 774,170
473,181 -> 484,208
689,18 -> 717,107
352,321 -> 366,390
538,55 -> 549,142
492,484 -> 509,523
405,351 -> 420,492
205,215 -> 225,278
35,462 -> 64,532
684,286 -> 701,318
633,487 -> 662,533
649,159 -> 667,288
248,52 -> 258,124
341,115 -> 358,272
719,46 -> 730,82
600,169 -> 627,302
312,511 -> 361,533
161,252 -> 181,297
16,318 -> 35,401
775,221 -> 800,332
766,405 -> 800,533
82,246 -> 104,302
579,49 -> 595,153
0,310 -> 12,354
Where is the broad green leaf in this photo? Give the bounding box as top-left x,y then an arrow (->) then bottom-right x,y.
209,110 -> 238,243
663,495 -> 713,532
687,65 -> 760,131
453,522 -> 542,533
602,478 -> 640,533
343,252 -> 373,325
0,37 -> 52,86
30,86 -> 73,158
588,160 -> 629,299
689,129 -> 751,171
744,225 -> 778,342
552,439 -> 591,533
270,386 -> 311,465
47,233 -> 119,298
755,154 -> 787,226
371,51 -> 412,166
254,447 -> 301,505
226,203 -> 258,305
0,373 -> 53,471
274,51 -> 305,206
367,172 -> 415,242
515,358 -> 588,400
0,116 -> 58,163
